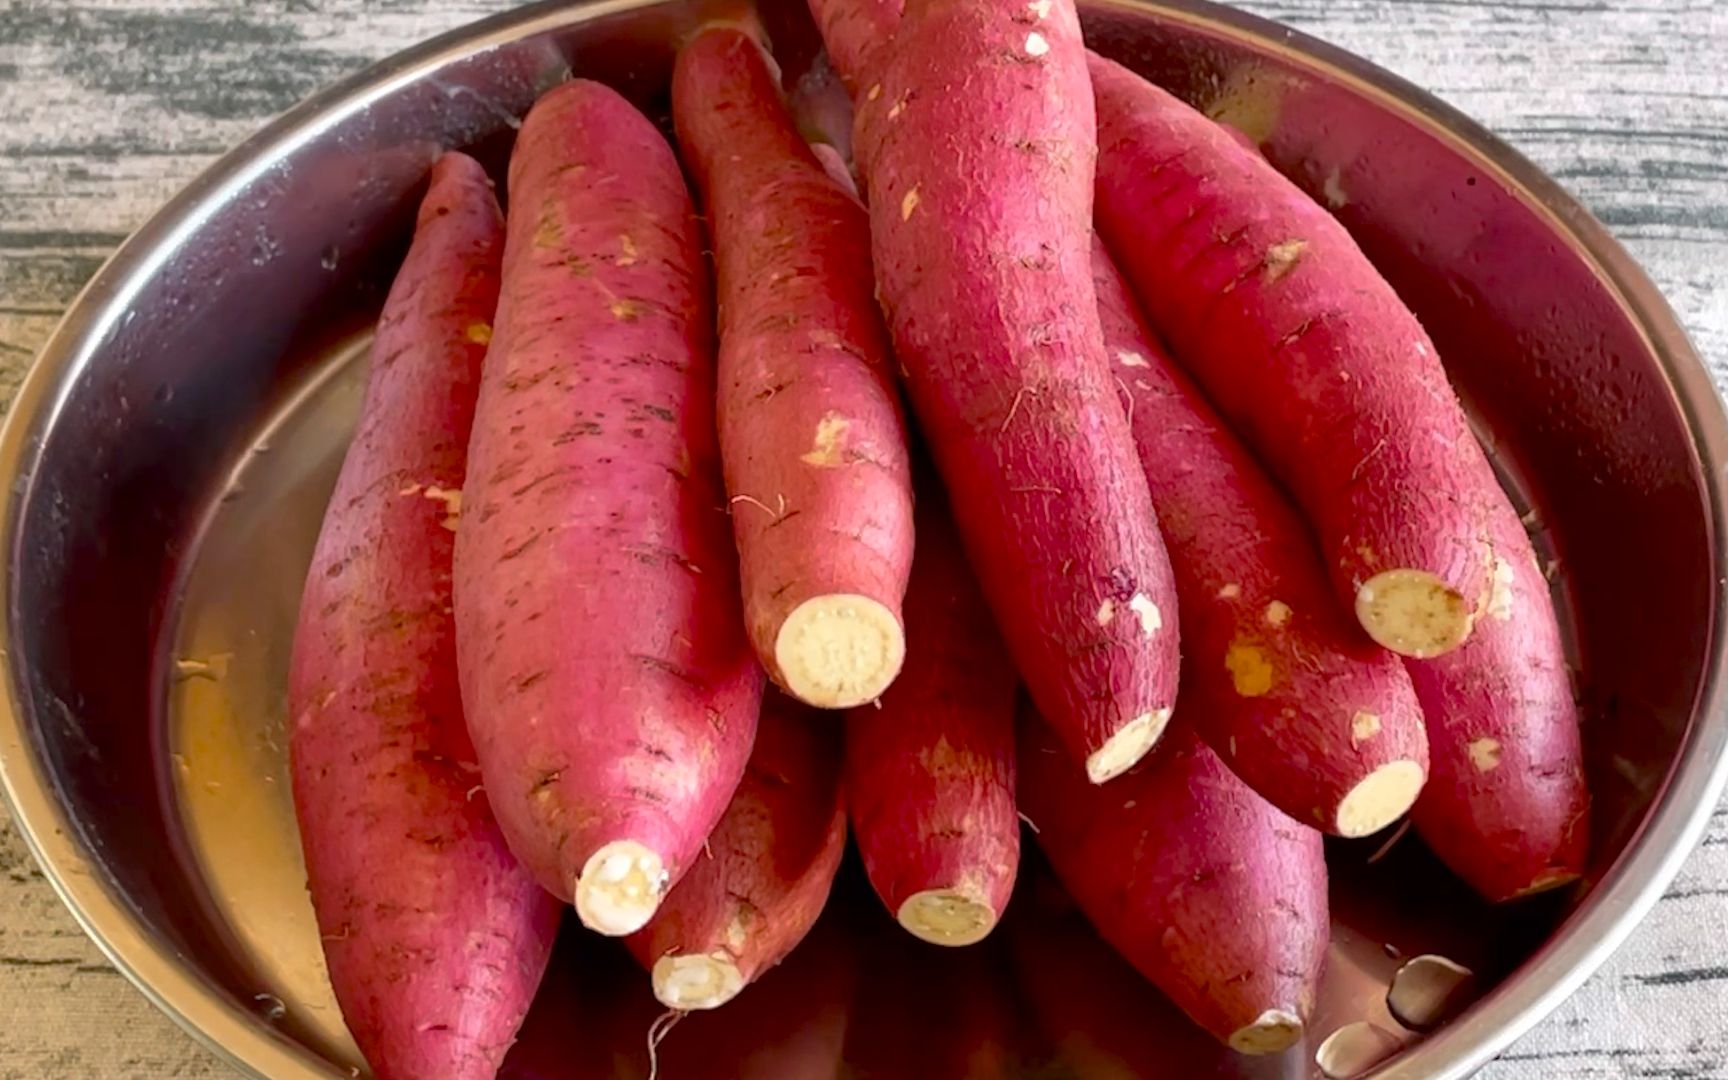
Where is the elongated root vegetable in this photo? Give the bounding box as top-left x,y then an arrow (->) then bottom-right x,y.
1018,707 -> 1329,1054
1090,54 -> 1501,659
626,692 -> 847,1010
807,0 -> 899,98
1092,240 -> 1427,836
855,0 -> 1181,782
847,496 -> 1019,944
454,80 -> 762,935
288,152 -> 559,1079
672,29 -> 914,709
1409,501 -> 1589,900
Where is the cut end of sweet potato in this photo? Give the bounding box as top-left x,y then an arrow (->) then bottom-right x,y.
1334,759 -> 1425,838
1510,867 -> 1582,900
651,950 -> 746,1010
774,593 -> 906,709
1355,569 -> 1473,658
896,888 -> 998,947
1228,1008 -> 1305,1055
1386,954 -> 1475,1031
574,840 -> 668,936
1084,707 -> 1172,784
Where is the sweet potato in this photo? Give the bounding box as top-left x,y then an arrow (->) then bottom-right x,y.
1090,54 -> 1501,659
1091,239 -> 1427,836
846,495 -> 1019,944
626,691 -> 846,1009
1018,706 -> 1328,1054
287,152 -> 559,1080
453,80 -> 762,935
806,0 -> 899,97
672,29 -> 914,709
1409,501 -> 1589,900
853,0 -> 1181,782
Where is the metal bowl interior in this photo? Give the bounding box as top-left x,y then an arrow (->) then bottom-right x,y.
1,0 -> 1724,1077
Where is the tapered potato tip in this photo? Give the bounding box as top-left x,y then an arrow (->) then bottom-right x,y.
1386,954 -> 1475,1031
1355,569 -> 1473,658
1084,708 -> 1172,784
774,593 -> 905,709
651,951 -> 746,1010
574,840 -> 667,936
1334,759 -> 1426,838
1228,1008 -> 1305,1055
896,889 -> 998,947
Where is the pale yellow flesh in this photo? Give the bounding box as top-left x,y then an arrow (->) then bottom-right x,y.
651,951 -> 746,1011
1333,759 -> 1426,838
1084,708 -> 1172,784
1227,1008 -> 1305,1054
774,593 -> 906,709
1354,569 -> 1473,658
896,889 -> 998,947
574,840 -> 667,937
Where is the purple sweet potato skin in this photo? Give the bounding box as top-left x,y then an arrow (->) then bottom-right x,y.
1091,238 -> 1428,833
855,0 -> 1181,775
1409,499 -> 1590,900
453,80 -> 763,903
1018,707 -> 1328,1050
1089,53 -> 1498,648
288,152 -> 559,1080
672,30 -> 913,698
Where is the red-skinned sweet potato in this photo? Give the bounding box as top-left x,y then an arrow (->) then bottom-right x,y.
1091,238 -> 1428,837
454,80 -> 762,936
626,691 -> 847,1009
1090,54 -> 1500,659
846,493 -> 1019,944
1409,502 -> 1589,900
852,0 -> 1181,783
288,152 -> 559,1080
672,29 -> 914,709
1018,706 -> 1328,1054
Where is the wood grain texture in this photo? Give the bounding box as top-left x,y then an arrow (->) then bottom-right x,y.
0,0 -> 1724,1076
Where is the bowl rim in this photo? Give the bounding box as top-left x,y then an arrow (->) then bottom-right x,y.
1,0 -> 1724,1077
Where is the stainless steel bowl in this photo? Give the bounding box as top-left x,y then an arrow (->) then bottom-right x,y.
1,0 -> 1724,1077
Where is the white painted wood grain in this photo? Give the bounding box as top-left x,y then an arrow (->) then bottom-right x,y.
1,0 -> 1724,1076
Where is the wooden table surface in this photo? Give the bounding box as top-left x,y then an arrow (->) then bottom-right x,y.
2,0 -> 1726,1076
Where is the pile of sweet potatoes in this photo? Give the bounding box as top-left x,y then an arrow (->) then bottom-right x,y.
285,2 -> 1590,1075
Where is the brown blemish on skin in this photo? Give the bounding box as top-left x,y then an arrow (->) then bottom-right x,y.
1226,642 -> 1274,697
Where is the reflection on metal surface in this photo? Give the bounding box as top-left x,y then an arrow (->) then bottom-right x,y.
0,0 -> 1723,1078
166,339 -> 370,1073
